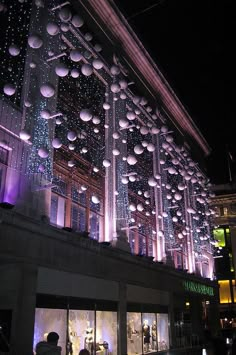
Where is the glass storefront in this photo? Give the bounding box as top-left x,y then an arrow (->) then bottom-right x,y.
127,312 -> 169,354
34,308 -> 117,355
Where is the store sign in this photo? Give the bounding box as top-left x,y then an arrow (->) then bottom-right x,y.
183,280 -> 214,296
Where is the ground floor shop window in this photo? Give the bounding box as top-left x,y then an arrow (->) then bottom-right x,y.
127,312 -> 169,354
33,308 -> 117,355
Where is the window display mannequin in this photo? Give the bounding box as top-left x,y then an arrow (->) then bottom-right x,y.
142,319 -> 151,353
67,320 -> 80,354
151,320 -> 157,350
127,318 -> 139,354
84,321 -> 94,353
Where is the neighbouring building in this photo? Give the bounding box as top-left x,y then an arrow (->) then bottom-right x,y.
210,182 -> 236,329
0,1 -> 219,354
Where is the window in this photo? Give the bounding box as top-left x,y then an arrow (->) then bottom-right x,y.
71,204 -> 86,232
50,193 -> 65,227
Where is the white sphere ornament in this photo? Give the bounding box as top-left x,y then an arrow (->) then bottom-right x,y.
28,34 -> 43,49
69,143 -> 75,150
134,145 -> 144,155
144,191 -> 150,198
81,147 -> 88,154
110,65 -> 120,76
38,147 -> 49,159
119,119 -> 129,128
166,135 -> 174,143
147,143 -> 155,152
129,175 -> 136,182
60,23 -> 69,32
151,127 -> 160,134
81,64 -> 93,76
133,96 -> 141,105
35,0 -> 44,7
148,177 -> 157,187
94,43 -> 102,52
129,203 -> 136,212
19,129 -> 31,141
127,155 -> 137,166
67,131 -> 77,141
126,111 -> 136,120
166,194 -> 172,200
112,132 -> 120,139
178,183 -> 185,191
110,83 -> 120,93
119,79 -> 128,89
168,167 -> 177,175
9,44 -> 20,56
162,212 -> 168,218
112,148 -> 120,156
191,177 -> 197,183
68,160 -> 75,167
71,69 -> 80,78
84,33 -> 93,41
55,63 -> 69,77
3,83 -> 16,96
80,109 -> 92,122
30,61 -> 37,68
91,195 -> 100,204
38,164 -> 45,173
140,126 -> 149,135
40,109 -> 51,119
120,93 -> 127,100
137,203 -> 144,212
46,22 -> 59,36
160,159 -> 165,165
178,233 -> 184,239
92,59 -> 104,70
52,138 -> 62,149
187,207 -> 196,214
59,7 -> 72,22
24,100 -> 32,107
174,193 -> 182,201
40,83 -> 55,98
70,50 -> 82,62
72,15 -> 84,28
121,177 -> 129,184
161,125 -> 168,133
172,216 -> 178,222
103,103 -> 110,110
92,116 -> 100,125
103,159 -> 111,168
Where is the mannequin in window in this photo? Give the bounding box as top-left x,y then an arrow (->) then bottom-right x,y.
142,319 -> 151,353
151,320 -> 157,350
84,321 -> 94,353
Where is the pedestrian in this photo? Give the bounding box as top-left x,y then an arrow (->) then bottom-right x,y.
79,350 -> 90,355
35,332 -> 61,355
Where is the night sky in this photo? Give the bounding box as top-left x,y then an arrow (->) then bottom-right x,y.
114,0 -> 234,184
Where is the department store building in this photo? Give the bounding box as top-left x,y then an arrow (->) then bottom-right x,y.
0,1 -> 219,354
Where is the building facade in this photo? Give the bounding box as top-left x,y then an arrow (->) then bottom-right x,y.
0,1 -> 219,354
210,183 -> 236,328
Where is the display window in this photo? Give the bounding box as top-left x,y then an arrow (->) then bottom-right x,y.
34,307 -> 117,355
33,308 -> 67,355
127,312 -> 169,354
127,312 -> 142,355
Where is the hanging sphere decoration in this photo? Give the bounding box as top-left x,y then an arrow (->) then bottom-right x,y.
129,175 -> 136,182
68,143 -> 75,150
40,109 -> 51,119
55,63 -> 69,77
172,158 -> 179,165
177,211 -> 182,216
103,159 -> 111,168
148,177 -> 157,187
151,127 -> 160,134
161,125 -> 168,133
168,167 -> 177,175
112,132 -> 120,139
137,203 -> 144,212
110,83 -> 120,93
70,50 -> 82,62
133,96 -> 141,105
119,119 -> 129,128
155,173 -> 161,180
127,155 -> 137,165
119,79 -> 128,89
103,103 -> 110,110
174,193 -> 182,201
147,143 -> 155,152
70,69 -> 80,78
58,7 -> 72,22
38,164 -> 45,173
9,44 -> 20,56
3,83 -> 16,96
126,111 -> 136,120
92,116 -> 100,124
142,141 -> 148,147
67,131 -> 77,141
140,97 -> 148,106
40,83 -> 55,98
191,177 -> 197,184
19,129 -> 31,141
187,207 -> 196,214
166,184 -> 171,190
30,61 -> 37,68
172,216 -> 178,222
110,65 -> 120,76
178,233 -> 184,239
160,159 -> 165,165
84,32 -> 93,41
38,147 -> 49,158
162,212 -> 168,218
46,22 -> 59,36
28,34 -> 43,49
91,195 -> 100,204
35,0 -> 44,8
144,191 -> 150,198
134,144 -> 144,155
71,14 -> 84,28
60,23 -> 69,32
129,203 -> 136,212
81,64 -> 93,76
166,194 -> 172,200
166,135 -> 174,143
135,108 -> 141,115
112,148 -> 120,156
24,100 -> 32,107
140,126 -> 149,135
121,177 -> 129,184
52,138 -> 62,149
68,160 -> 75,167
92,59 -> 104,70
80,109 -> 93,122
120,93 -> 127,100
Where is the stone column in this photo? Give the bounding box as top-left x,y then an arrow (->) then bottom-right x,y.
118,282 -> 127,355
10,263 -> 38,355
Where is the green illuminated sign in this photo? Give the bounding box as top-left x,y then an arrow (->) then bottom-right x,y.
183,281 -> 214,296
